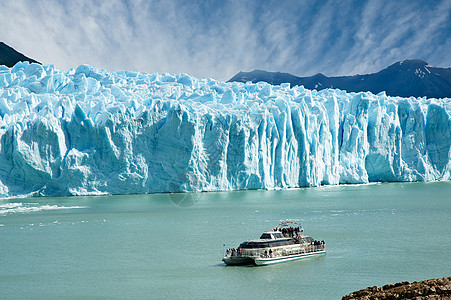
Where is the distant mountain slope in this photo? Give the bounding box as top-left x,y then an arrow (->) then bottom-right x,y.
229,59 -> 451,98
0,42 -> 40,67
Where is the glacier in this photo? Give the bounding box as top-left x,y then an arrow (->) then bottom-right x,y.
0,62 -> 450,197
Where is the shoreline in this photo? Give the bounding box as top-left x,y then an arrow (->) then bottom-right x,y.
343,276 -> 451,299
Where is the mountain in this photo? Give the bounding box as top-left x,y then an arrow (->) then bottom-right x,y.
229,59 -> 451,98
0,42 -> 40,67
0,63 -> 449,197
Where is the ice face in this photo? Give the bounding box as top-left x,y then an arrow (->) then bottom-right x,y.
0,62 -> 449,197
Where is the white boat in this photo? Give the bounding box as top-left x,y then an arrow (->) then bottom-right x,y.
222,221 -> 325,266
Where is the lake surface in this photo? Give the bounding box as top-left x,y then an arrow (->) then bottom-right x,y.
1,182 -> 450,299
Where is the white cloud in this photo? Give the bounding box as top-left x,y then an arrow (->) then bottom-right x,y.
1,0 -> 449,81
338,0 -> 451,76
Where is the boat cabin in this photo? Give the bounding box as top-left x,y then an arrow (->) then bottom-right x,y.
260,232 -> 285,240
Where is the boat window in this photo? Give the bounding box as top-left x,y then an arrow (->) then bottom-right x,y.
240,242 -> 271,248
271,240 -> 293,247
239,238 -> 297,249
260,233 -> 272,239
273,233 -> 284,239
239,242 -> 249,248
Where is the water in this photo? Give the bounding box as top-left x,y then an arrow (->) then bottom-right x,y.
1,182 -> 450,299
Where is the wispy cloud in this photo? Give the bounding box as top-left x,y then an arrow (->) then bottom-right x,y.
338,0 -> 451,75
1,0 -> 450,81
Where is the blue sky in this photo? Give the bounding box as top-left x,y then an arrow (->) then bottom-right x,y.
1,0 -> 450,81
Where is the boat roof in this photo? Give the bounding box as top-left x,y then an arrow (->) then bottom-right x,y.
240,221 -> 306,243
245,235 -> 312,244
270,221 -> 303,231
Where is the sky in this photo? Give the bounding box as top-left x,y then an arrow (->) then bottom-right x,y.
1,0 -> 450,81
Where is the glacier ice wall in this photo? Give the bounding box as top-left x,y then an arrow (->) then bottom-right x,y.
0,62 -> 450,197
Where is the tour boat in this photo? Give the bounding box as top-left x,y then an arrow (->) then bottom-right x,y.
222,221 -> 325,266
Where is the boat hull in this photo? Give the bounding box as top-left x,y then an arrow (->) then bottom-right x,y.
222,256 -> 255,266
223,250 -> 326,266
253,250 -> 326,266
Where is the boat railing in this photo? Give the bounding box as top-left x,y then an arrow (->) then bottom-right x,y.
224,243 -> 325,259
259,244 -> 326,258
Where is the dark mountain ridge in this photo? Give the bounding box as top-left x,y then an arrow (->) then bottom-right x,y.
0,42 -> 40,67
229,59 -> 451,98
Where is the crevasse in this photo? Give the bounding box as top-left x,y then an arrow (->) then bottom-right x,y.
0,62 -> 449,197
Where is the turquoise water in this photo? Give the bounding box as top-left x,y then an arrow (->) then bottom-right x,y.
1,182 -> 450,299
